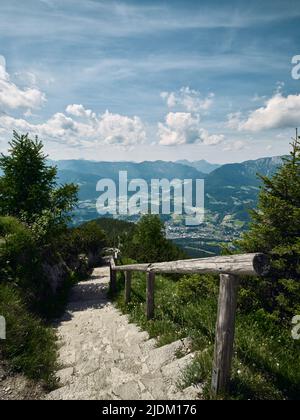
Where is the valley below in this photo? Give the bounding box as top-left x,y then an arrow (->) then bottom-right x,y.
54,156 -> 283,257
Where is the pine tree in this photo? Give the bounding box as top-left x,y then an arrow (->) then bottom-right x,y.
0,131 -> 78,229
238,130 -> 300,320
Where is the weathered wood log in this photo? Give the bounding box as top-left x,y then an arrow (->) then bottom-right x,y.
211,274 -> 239,396
110,257 -> 116,270
115,253 -> 270,277
146,271 -> 155,320
114,263 -> 151,272
109,257 -> 117,293
124,271 -> 132,305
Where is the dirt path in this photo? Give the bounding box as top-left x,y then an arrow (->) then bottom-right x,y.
0,361 -> 44,400
46,267 -> 201,400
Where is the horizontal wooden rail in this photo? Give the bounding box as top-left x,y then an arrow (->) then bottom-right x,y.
114,263 -> 151,272
114,253 -> 270,277
108,252 -> 270,397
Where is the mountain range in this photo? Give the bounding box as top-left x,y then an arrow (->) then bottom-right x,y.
52,156 -> 283,227
50,156 -> 284,257
176,159 -> 221,174
0,155 -> 284,256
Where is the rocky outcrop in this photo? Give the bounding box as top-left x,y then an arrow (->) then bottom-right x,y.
42,250 -> 101,294
42,258 -> 70,294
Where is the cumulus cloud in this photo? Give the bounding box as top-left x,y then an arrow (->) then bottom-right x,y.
65,103 -> 96,119
227,111 -> 243,129
97,110 -> 146,146
223,140 -> 247,152
228,93 -> 300,132
0,104 -> 146,148
157,112 -> 224,146
160,87 -> 214,112
0,56 -> 46,111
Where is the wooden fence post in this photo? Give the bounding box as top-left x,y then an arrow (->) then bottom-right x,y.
109,258 -> 117,293
124,271 -> 132,305
146,270 -> 155,320
211,274 -> 239,396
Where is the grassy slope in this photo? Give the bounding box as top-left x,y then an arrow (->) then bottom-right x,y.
0,284 -> 58,389
0,272 -> 79,390
112,270 -> 300,400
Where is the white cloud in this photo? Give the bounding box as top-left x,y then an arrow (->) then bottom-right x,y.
228,93 -> 300,132
227,111 -> 243,129
65,103 -> 96,119
98,110 -> 146,147
160,87 -> 214,112
157,112 -> 224,146
223,140 -> 247,152
0,105 -> 146,148
200,129 -> 225,145
0,56 -> 46,110
14,71 -> 38,87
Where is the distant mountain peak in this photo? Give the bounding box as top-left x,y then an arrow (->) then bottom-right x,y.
176,159 -> 221,174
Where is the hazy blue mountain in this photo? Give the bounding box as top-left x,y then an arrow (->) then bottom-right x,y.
54,160 -> 206,202
54,159 -> 206,181
53,156 -> 284,223
205,156 -> 283,222
1,155 -> 285,255
176,159 -> 221,174
206,156 -> 283,188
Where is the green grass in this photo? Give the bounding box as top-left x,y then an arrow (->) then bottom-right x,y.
0,268 -> 82,390
0,283 -> 58,389
112,271 -> 300,400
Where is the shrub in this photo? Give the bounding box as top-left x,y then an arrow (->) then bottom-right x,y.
175,274 -> 219,304
52,221 -> 107,268
129,214 -> 185,263
0,216 -> 43,302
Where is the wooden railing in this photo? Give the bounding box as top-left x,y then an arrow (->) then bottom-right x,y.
108,253 -> 270,396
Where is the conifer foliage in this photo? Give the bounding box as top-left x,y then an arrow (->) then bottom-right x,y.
239,131 -> 300,319
0,131 -> 78,230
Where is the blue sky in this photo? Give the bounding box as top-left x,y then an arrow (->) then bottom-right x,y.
0,0 -> 300,163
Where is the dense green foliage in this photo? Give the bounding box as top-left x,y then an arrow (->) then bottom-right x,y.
128,215 -> 185,263
90,217 -> 136,250
0,216 -> 43,304
91,215 -> 185,263
238,136 -> 300,320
